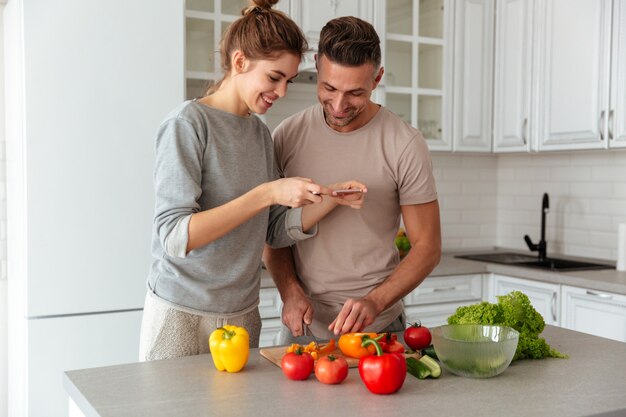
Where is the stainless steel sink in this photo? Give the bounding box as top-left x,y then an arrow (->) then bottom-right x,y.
456,252 -> 614,272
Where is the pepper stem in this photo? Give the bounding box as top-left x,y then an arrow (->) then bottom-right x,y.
361,338 -> 384,356
217,327 -> 236,340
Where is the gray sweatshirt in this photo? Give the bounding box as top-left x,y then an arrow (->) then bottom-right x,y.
148,100 -> 312,314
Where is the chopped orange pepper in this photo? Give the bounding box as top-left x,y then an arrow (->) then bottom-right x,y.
284,339 -> 336,360
318,339 -> 336,354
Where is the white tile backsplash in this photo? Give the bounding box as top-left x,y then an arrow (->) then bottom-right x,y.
495,151 -> 626,261
431,150 -> 626,262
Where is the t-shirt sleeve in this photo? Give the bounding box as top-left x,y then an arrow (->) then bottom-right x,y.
397,132 -> 438,205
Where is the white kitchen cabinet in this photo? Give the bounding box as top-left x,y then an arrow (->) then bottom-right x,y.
451,0 -> 494,152
492,0 -> 533,152
259,287 -> 283,347
288,0 -> 376,47
609,0 -> 626,148
404,274 -> 484,327
382,0 -> 454,151
29,311 -> 143,417
493,0 -> 622,152
185,0 -> 250,99
561,285 -> 626,342
534,0 -> 613,151
491,275 -> 560,325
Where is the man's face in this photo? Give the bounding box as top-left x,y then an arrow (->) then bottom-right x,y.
316,55 -> 382,132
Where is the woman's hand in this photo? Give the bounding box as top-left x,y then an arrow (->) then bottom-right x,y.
270,177 -> 330,208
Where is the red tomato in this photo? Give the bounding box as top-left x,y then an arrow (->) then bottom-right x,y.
403,322 -> 432,350
281,350 -> 314,380
314,355 -> 349,385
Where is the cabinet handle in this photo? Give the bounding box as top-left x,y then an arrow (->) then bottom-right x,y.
521,118 -> 528,145
608,109 -> 614,140
586,290 -> 613,299
551,292 -> 557,322
599,110 -> 606,141
433,286 -> 457,292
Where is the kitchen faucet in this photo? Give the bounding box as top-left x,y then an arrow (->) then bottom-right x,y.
524,193 -> 549,262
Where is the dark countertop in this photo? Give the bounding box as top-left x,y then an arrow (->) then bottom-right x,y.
64,325 -> 626,417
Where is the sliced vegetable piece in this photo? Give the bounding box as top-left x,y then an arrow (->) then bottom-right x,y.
406,354 -> 441,379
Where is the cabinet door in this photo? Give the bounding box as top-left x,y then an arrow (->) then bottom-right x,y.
493,0 -> 533,152
534,0 -> 612,150
383,0 -> 453,151
451,0 -> 494,152
561,286 -> 626,342
260,318 -> 283,347
404,274 -> 483,306
609,0 -> 626,147
289,0 -> 375,46
29,311 -> 143,417
405,300 -> 480,328
491,275 -> 560,325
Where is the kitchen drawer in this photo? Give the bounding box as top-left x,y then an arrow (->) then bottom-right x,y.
259,288 -> 282,319
404,274 -> 483,306
561,285 -> 626,342
405,301 -> 478,328
259,318 -> 283,347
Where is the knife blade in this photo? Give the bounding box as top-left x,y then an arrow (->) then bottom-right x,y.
303,322 -> 321,345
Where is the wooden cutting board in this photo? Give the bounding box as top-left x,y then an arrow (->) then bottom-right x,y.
260,345 -> 420,369
260,345 -> 361,368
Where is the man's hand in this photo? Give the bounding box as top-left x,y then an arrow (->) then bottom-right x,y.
282,293 -> 315,337
328,297 -> 380,335
328,180 -> 367,209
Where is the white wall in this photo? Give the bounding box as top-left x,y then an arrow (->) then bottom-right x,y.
432,154 -> 498,249
0,2 -> 8,416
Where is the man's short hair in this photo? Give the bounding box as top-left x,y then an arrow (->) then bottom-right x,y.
318,16 -> 381,68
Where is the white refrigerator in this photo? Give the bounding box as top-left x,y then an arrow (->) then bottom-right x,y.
5,1 -> 184,416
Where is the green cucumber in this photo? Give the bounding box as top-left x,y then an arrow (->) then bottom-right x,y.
422,345 -> 438,360
406,354 -> 441,379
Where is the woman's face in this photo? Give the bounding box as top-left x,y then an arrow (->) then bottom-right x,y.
237,52 -> 300,115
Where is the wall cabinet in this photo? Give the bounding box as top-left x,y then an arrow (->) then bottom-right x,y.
288,0 -> 376,48
609,0 -> 626,147
451,0 -> 494,152
490,274 -> 560,325
534,0 -> 613,151
185,0 -> 249,99
404,274 -> 484,327
382,0 -> 453,151
494,0 -> 621,152
492,0 -> 533,152
561,285 -> 626,343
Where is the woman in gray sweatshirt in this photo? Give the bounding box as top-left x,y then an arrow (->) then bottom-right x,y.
139,0 -> 366,360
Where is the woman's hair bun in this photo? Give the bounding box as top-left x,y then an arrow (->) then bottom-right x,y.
243,0 -> 279,15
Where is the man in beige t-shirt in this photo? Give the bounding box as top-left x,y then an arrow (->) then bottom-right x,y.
263,16 -> 441,342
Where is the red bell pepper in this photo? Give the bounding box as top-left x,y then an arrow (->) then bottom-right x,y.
358,338 -> 407,394
378,333 -> 405,354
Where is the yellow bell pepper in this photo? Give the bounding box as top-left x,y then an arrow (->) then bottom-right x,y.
209,325 -> 249,372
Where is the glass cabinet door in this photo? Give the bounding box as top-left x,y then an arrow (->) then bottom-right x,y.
185,0 -> 249,99
383,0 -> 451,150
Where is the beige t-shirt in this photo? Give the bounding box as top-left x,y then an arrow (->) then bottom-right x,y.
273,104 -> 438,337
